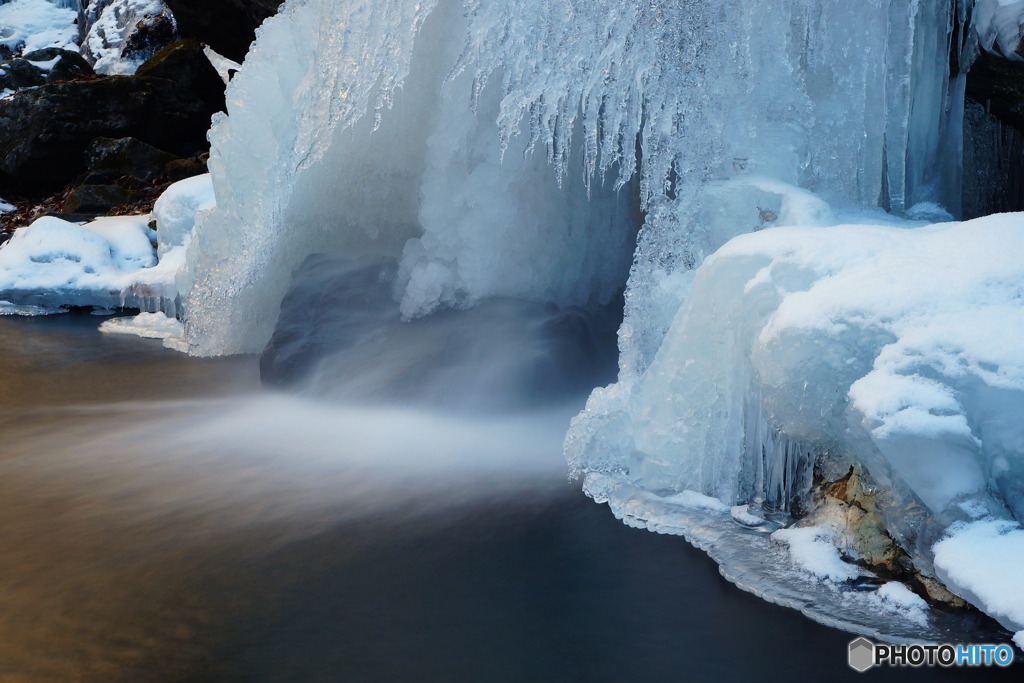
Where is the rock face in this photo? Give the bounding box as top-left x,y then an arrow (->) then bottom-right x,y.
135,40 -> 226,111
162,0 -> 284,62
963,101 -> 1024,217
962,25 -> 1024,216
0,41 -> 223,197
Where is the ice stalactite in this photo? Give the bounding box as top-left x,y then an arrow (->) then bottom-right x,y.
182,0 -> 958,361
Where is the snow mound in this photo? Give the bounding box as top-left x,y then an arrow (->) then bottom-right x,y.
933,519 -> 1024,634
153,173 -> 215,256
0,214 -> 168,310
0,0 -> 78,55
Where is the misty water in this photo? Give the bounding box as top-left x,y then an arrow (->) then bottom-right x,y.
0,310 -> 1015,682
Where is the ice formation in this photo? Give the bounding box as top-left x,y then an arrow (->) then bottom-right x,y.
185,0 -> 978,358
569,213 -> 1024,635
99,310 -> 186,350
973,0 -> 1024,56
165,0 -> 1024,642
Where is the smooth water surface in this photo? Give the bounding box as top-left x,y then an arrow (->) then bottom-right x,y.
0,313 -> 1017,682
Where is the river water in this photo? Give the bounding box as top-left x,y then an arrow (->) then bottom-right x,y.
0,312 -> 1017,682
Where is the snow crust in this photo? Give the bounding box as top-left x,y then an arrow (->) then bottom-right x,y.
0,211 -> 186,320
933,519 -> 1024,634
0,0 -> 78,54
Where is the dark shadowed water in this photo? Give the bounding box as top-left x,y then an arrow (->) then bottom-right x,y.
0,312 -> 1018,682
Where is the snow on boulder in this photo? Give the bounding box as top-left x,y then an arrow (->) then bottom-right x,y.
153,173 -> 215,255
0,214 -> 175,310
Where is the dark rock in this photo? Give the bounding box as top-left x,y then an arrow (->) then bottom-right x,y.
0,50 -> 93,94
0,73 -> 220,197
62,184 -> 147,214
962,100 -> 1024,218
967,51 -> 1024,131
0,57 -> 47,91
136,40 -> 226,112
164,156 -> 207,182
21,48 -> 93,84
37,212 -> 98,224
87,136 -> 177,183
162,0 -> 284,62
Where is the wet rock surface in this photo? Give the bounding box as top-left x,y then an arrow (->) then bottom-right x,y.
802,465 -> 977,612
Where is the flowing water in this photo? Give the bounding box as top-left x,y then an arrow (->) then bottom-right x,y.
0,312 -> 1017,681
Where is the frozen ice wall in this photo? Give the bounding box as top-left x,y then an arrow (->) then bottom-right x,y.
182,0 -> 957,358
182,0 -> 637,355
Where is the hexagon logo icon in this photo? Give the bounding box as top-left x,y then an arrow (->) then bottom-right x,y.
848,637 -> 875,672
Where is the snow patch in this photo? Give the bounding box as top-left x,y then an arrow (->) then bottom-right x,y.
662,490 -> 731,514
933,519 -> 1024,634
730,504 -> 766,526
772,526 -> 861,582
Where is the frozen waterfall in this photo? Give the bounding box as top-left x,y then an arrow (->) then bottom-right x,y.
177,0 -> 1024,646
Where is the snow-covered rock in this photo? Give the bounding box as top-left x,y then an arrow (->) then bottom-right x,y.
0,0 -> 78,55
81,0 -> 176,75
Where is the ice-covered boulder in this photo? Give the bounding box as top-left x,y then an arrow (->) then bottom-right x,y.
568,211 -> 1024,635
